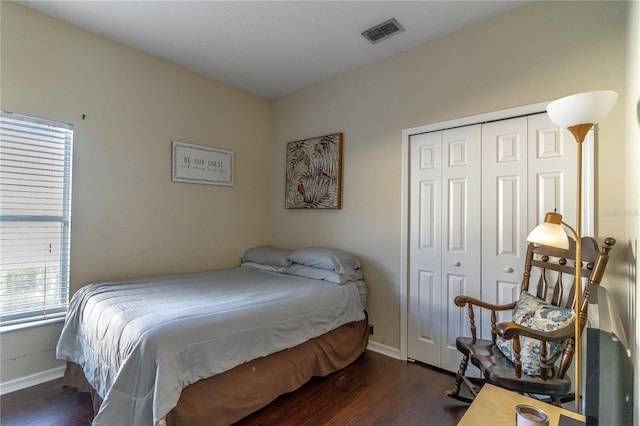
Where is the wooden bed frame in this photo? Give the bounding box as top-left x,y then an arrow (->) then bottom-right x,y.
63,317 -> 369,425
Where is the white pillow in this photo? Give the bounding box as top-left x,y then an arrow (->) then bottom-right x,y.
240,262 -> 284,273
287,247 -> 361,276
282,264 -> 363,285
241,246 -> 291,268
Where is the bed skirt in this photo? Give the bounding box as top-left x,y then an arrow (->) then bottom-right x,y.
62,316 -> 369,425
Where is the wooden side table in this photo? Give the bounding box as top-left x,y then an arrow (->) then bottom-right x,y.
458,384 -> 585,425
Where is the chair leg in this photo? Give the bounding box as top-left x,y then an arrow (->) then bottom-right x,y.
444,354 -> 476,403
550,395 -> 563,407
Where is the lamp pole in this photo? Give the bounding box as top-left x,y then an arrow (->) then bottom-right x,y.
566,123 -> 591,414
547,90 -> 617,414
574,132 -> 583,413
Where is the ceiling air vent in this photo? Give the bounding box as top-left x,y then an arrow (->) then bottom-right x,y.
361,18 -> 405,44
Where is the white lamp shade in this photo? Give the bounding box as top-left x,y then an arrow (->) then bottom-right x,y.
526,222 -> 569,249
547,90 -> 618,128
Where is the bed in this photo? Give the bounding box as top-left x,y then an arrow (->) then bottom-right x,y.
56,246 -> 369,426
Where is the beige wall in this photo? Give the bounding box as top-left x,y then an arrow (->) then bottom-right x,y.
626,0 -> 640,420
0,2 -> 271,383
271,1 -> 628,351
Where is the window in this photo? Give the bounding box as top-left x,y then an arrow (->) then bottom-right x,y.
0,112 -> 73,327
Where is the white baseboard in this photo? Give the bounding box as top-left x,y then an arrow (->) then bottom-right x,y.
0,365 -> 65,395
366,340 -> 403,360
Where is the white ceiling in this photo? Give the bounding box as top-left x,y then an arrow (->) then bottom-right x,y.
20,1 -> 528,100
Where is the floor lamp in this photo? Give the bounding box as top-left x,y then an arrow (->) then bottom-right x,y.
526,90 -> 617,414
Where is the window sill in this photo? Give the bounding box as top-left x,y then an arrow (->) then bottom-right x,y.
0,316 -> 65,334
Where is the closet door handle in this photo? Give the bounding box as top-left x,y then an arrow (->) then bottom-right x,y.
453,261 -> 461,267
504,267 -> 514,273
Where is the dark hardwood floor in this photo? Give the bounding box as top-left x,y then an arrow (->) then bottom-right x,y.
1,351 -> 471,425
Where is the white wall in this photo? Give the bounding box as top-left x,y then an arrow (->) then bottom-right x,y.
0,2 -> 272,384
270,1 -> 628,352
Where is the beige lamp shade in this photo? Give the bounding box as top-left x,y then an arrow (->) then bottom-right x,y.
547,90 -> 618,128
526,212 -> 569,249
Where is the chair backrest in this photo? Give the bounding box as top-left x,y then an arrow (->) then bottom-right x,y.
520,236 -> 616,378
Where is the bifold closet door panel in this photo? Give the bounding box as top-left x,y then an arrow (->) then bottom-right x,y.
408,131 -> 444,366
527,113 -> 579,233
480,117 -> 528,340
407,125 -> 481,370
439,125 -> 481,373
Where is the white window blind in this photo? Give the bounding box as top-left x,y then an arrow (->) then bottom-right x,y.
0,111 -> 73,326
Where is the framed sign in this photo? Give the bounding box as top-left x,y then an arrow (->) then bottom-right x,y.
285,132 -> 343,209
172,141 -> 233,186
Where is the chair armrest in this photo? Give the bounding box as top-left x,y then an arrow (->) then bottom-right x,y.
454,295 -> 516,311
496,321 -> 575,342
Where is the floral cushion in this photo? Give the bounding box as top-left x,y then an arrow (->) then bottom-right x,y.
496,291 -> 575,377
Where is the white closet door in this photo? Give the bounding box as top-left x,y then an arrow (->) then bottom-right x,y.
408,125 -> 481,369
481,117 -> 528,337
481,114 -> 581,335
527,113 -> 579,233
527,113 -> 581,305
404,108 -> 592,372
440,125 -> 482,372
408,131 -> 443,365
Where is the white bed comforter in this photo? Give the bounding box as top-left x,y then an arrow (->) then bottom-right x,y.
56,268 -> 365,426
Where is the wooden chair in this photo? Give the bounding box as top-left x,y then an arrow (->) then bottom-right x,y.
444,236 -> 615,405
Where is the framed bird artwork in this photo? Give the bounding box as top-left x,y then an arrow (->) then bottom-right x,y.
285,132 -> 343,209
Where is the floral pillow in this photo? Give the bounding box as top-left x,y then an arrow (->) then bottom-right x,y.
496,291 -> 575,377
